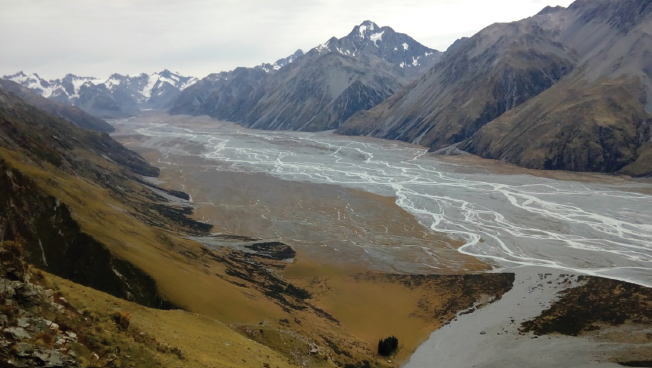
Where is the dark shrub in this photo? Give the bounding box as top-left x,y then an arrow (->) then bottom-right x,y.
377,336 -> 398,356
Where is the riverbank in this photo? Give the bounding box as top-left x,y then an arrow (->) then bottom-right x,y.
404,266 -> 652,367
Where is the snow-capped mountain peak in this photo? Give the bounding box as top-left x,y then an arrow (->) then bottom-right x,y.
356,20 -> 380,38
309,21 -> 441,73
5,71 -> 54,97
2,70 -> 199,117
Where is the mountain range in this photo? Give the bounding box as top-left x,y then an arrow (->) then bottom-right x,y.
2,69 -> 197,118
169,20 -> 442,131
338,1 -> 652,176
4,2 -> 652,177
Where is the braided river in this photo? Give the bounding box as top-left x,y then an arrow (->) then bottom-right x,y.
119,115 -> 652,288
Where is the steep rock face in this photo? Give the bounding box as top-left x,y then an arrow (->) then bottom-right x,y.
170,21 -> 440,131
0,80 -> 114,132
339,0 -> 652,176
0,162 -> 174,308
0,89 -> 183,306
338,21 -> 576,148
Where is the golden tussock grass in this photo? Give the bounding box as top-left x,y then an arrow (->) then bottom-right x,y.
42,271 -> 298,368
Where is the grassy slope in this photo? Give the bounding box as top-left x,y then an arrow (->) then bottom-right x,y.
0,148 -> 286,324
284,259 -> 514,363
39,270 -> 297,368
463,76 -> 652,175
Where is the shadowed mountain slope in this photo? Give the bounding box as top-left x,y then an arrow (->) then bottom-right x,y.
0,79 -> 115,132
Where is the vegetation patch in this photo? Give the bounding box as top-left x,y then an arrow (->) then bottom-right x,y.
377,336 -> 398,356
521,276 -> 652,336
245,242 -> 296,260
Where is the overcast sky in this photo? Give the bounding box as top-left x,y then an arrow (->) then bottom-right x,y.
1,0 -> 574,80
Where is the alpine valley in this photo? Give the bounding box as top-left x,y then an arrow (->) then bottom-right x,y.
2,2 -> 652,368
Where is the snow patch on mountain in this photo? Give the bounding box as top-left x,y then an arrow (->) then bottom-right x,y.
370,31 -> 384,46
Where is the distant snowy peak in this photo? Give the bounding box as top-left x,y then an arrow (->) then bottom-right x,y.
3,70 -> 197,100
4,71 -> 54,97
354,20 -> 381,39
137,70 -> 198,99
2,70 -> 198,116
256,49 -> 305,73
311,21 -> 441,72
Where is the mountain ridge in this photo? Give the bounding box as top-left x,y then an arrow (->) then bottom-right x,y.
2,69 -> 198,118
169,20 -> 441,131
0,79 -> 115,132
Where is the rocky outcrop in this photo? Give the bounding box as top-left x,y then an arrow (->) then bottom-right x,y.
0,241 -> 83,368
0,89 -> 198,308
0,161 -> 175,309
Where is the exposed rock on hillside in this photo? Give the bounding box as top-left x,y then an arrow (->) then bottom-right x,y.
0,88 -> 213,307
0,240 -> 83,368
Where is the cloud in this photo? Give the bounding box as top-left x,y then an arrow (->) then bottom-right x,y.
0,0 -> 574,80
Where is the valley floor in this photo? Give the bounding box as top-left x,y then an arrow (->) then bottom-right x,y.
106,112 -> 652,367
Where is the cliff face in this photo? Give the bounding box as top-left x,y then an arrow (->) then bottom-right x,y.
338,0 -> 652,176
0,162 -> 174,308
